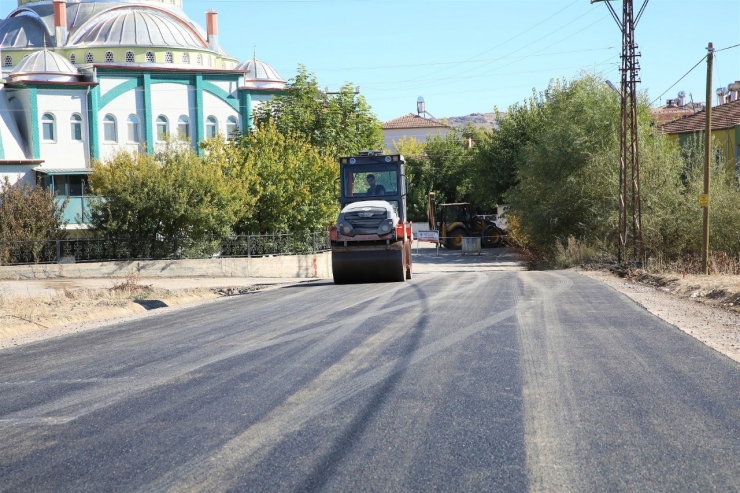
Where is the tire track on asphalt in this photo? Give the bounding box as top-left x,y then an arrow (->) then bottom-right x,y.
143,272 -> 572,493
0,274 -> 487,429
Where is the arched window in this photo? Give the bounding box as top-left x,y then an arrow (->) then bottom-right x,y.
105,51 -> 114,62
146,51 -> 155,63
164,51 -> 173,63
69,53 -> 76,64
127,115 -> 140,143
41,113 -> 56,141
156,115 -> 168,141
85,52 -> 94,63
196,54 -> 202,65
125,51 -> 135,63
182,53 -> 189,64
205,116 -> 217,139
206,56 -> 211,67
103,114 -> 117,142
226,116 -> 238,140
70,114 -> 83,141
177,116 -> 189,138
3,55 -> 12,67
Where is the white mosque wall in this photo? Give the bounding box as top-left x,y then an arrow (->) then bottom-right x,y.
0,165 -> 34,187
37,90 -> 88,168
5,90 -> 32,157
99,77 -> 135,97
0,88 -> 30,161
201,91 -> 239,138
150,82 -> 194,147
209,79 -> 238,96
99,85 -> 144,162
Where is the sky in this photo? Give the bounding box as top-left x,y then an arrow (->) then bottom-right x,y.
3,0 -> 739,122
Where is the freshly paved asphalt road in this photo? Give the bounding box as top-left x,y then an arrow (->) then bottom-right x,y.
1,250 -> 739,492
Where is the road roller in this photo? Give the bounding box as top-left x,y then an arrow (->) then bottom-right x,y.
330,151 -> 412,284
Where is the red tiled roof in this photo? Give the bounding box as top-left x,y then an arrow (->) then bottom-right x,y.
383,113 -> 449,130
651,106 -> 697,125
660,99 -> 740,134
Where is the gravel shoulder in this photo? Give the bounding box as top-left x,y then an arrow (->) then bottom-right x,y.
578,269 -> 740,364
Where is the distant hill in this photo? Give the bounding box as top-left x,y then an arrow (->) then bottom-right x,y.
443,112 -> 501,131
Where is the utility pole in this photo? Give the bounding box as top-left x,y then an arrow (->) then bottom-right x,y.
701,42 -> 714,275
592,0 -> 648,263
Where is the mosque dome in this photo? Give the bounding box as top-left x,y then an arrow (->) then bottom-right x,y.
9,48 -> 79,81
68,7 -> 206,49
0,13 -> 51,49
237,56 -> 285,90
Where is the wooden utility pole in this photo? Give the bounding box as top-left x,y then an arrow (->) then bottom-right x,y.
701,42 -> 714,275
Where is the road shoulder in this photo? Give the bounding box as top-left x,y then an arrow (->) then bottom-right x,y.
578,269 -> 740,364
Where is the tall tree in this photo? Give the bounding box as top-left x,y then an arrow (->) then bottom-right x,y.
206,122 -> 338,234
0,177 -> 68,263
88,142 -> 243,242
254,66 -> 384,158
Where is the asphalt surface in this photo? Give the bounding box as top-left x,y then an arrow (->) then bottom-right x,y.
1,251 -> 739,492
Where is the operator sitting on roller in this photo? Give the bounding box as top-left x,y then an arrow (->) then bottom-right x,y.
366,174 -> 386,196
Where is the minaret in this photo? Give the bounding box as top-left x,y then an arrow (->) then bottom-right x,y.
205,10 -> 218,51
53,0 -> 68,46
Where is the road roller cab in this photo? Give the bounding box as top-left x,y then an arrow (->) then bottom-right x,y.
330,151 -> 413,284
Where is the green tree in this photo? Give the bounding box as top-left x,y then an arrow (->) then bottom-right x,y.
88,142 -> 243,245
254,66 -> 384,157
0,177 -> 68,263
469,95 -> 545,208
395,132 -> 477,223
204,122 -> 338,234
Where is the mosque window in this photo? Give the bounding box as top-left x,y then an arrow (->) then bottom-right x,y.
206,56 -> 211,67
70,114 -> 83,141
226,116 -> 238,140
127,115 -> 140,143
205,116 -> 217,139
146,51 -> 155,63
125,51 -> 135,63
165,52 -> 173,63
103,114 -> 117,143
42,113 -> 56,141
4,55 -> 12,67
182,53 -> 189,64
85,52 -> 94,64
177,116 -> 190,138
69,53 -> 76,64
196,54 -> 202,65
156,115 -> 168,141
221,62 -> 225,69
105,51 -> 114,63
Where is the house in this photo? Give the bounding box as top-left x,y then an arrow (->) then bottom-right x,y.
659,95 -> 740,174
0,0 -> 286,229
382,113 -> 451,152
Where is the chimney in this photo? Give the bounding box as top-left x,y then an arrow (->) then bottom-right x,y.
205,10 -> 218,51
53,0 -> 68,46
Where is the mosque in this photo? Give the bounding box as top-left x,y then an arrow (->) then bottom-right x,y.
0,0 -> 287,227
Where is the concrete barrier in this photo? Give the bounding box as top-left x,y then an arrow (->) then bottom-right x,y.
0,252 -> 332,280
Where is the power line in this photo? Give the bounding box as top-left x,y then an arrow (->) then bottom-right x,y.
650,54 -> 707,106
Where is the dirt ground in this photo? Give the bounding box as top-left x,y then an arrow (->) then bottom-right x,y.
579,268 -> 740,364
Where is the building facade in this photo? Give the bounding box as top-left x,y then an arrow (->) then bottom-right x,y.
0,0 -> 286,227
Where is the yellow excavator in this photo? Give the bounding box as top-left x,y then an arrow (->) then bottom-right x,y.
427,192 -> 506,249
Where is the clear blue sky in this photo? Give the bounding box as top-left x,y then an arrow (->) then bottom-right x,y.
5,0 -> 738,122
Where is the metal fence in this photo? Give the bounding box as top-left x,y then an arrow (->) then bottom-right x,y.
0,231 -> 331,266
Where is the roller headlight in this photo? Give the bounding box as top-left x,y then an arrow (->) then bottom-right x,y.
378,219 -> 394,235
338,220 -> 355,237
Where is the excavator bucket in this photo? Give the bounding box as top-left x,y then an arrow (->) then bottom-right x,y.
332,249 -> 406,284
